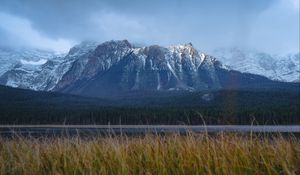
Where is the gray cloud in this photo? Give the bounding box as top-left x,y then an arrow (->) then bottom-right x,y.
0,0 -> 298,54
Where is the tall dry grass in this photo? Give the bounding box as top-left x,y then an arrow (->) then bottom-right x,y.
0,133 -> 299,175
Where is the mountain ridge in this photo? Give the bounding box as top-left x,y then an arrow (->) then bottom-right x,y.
213,48 -> 300,82
0,40 -> 299,97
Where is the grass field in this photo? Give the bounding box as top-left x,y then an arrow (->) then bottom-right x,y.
0,133 -> 299,175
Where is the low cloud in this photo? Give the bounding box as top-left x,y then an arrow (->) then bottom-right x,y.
90,11 -> 148,41
0,0 -> 298,54
0,12 -> 75,53
246,0 -> 299,54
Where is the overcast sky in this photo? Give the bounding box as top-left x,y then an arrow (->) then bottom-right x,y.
0,0 -> 299,54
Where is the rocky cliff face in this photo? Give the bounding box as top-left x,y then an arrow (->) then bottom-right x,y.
54,40 -> 225,97
0,40 -> 297,97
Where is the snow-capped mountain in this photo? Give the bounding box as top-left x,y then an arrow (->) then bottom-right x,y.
54,40 -> 226,97
0,47 -> 67,90
0,47 -> 59,76
0,42 -> 97,91
53,40 -> 295,97
0,40 -> 297,97
213,48 -> 300,82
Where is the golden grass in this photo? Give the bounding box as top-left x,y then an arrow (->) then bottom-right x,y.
0,133 -> 299,175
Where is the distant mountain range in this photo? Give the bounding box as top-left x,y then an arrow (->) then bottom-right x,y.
214,48 -> 299,82
0,47 -> 62,75
0,40 -> 299,97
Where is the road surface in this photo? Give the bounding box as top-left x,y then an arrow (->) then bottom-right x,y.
0,125 -> 299,136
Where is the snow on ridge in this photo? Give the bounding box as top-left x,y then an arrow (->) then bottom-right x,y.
2,41 -> 298,92
20,59 -> 48,65
213,48 -> 300,82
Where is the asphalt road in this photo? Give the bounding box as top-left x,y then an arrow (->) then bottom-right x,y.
0,125 -> 299,136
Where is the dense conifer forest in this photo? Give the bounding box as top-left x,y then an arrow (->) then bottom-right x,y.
0,85 -> 299,125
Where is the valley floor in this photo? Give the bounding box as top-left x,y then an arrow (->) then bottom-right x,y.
0,133 -> 299,175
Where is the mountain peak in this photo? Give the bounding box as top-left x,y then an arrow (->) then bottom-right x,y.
100,40 -> 132,48
185,42 -> 193,47
169,42 -> 194,49
68,41 -> 99,57
1,40 -> 298,95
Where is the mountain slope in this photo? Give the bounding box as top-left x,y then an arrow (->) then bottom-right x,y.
213,48 -> 300,82
0,43 -> 96,90
0,41 -> 299,97
55,40 -> 298,97
0,47 -> 67,90
0,47 -> 60,76
54,41 -> 225,97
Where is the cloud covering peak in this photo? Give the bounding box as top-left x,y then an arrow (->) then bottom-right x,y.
0,0 -> 298,54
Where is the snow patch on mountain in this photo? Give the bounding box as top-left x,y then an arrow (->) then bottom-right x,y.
1,41 -> 296,94
20,59 -> 48,65
213,48 -> 300,82
0,47 -> 63,76
0,47 -> 68,90
0,41 -> 221,92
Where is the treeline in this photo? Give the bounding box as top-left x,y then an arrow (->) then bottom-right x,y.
0,105 -> 299,125
0,85 -> 299,125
